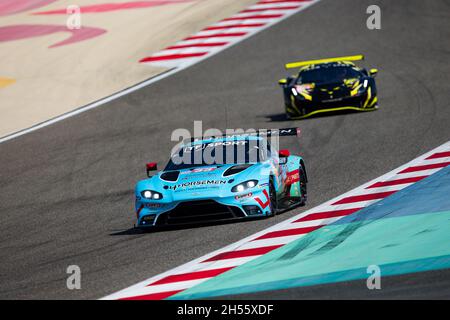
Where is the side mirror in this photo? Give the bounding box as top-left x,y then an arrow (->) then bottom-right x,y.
278,78 -> 287,85
369,68 -> 378,77
146,162 -> 157,177
279,149 -> 291,158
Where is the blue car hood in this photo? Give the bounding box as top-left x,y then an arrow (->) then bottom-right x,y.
136,163 -> 268,201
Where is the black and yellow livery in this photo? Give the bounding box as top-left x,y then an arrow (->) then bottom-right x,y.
278,55 -> 378,119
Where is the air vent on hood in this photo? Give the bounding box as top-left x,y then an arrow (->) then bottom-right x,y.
160,171 -> 180,182
223,164 -> 252,177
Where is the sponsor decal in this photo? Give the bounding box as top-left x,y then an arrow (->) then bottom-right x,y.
189,167 -> 218,173
178,167 -> 219,174
179,167 -> 219,178
181,174 -> 215,180
219,128 -> 299,139
144,203 -> 165,209
184,140 -> 247,152
254,189 -> 270,209
285,169 -> 300,185
235,192 -> 252,201
174,186 -> 218,193
168,179 -> 228,190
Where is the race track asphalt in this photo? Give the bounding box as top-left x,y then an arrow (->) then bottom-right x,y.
1,0 -> 449,299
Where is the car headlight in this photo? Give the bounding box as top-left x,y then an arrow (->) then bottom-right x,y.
231,180 -> 258,193
140,190 -> 163,200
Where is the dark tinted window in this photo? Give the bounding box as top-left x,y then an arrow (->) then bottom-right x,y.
298,66 -> 362,84
165,140 -> 268,171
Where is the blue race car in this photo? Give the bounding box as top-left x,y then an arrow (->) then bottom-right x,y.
134,128 -> 307,228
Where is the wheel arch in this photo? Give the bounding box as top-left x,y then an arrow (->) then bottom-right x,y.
299,159 -> 308,183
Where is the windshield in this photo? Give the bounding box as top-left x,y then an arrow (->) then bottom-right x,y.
165,139 -> 268,171
297,66 -> 361,84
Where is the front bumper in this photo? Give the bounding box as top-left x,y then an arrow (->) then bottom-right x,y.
136,188 -> 271,227
287,92 -> 377,119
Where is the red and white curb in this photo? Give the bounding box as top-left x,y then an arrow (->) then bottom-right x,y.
140,0 -> 320,68
102,141 -> 450,300
0,0 -> 321,144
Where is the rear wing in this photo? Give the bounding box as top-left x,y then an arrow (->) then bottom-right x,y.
185,127 -> 301,143
285,54 -> 364,69
251,128 -> 301,137
235,127 -> 301,138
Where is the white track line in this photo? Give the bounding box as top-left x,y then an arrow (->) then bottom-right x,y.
0,0 -> 321,145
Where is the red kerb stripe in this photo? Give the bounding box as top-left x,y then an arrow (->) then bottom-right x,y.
399,162 -> 450,174
166,42 -> 228,50
119,289 -> 183,300
366,176 -> 426,188
258,0 -> 307,4
426,151 -> 450,160
202,245 -> 282,262
254,225 -> 321,240
148,267 -> 234,286
332,191 -> 396,205
184,32 -> 247,40
140,52 -> 207,62
241,6 -> 300,13
294,208 -> 362,222
204,23 -> 265,30
222,14 -> 284,21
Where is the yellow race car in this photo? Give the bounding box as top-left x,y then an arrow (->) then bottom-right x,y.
278,55 -> 378,119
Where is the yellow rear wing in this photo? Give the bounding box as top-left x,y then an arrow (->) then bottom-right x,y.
285,55 -> 364,69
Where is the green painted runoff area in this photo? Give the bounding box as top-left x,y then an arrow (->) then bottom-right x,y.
172,166 -> 450,299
